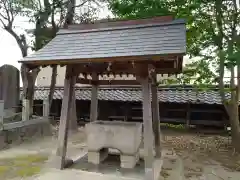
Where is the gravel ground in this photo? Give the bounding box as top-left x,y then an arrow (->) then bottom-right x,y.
161,129 -> 240,180
1,127 -> 240,180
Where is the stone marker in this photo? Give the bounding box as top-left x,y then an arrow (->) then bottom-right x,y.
0,64 -> 20,117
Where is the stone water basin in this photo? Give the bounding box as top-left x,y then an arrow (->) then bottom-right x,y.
85,121 -> 142,168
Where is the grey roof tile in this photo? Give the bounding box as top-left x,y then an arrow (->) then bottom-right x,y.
20,86 -> 229,105
20,19 -> 186,62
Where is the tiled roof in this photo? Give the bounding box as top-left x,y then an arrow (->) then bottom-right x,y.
19,18 -> 186,62
20,86 -> 229,105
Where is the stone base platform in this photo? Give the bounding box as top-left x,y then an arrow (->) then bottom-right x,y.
88,148 -> 140,169
71,153 -> 145,179
69,149 -> 163,180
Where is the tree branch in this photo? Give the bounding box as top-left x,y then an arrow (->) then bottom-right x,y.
5,27 -> 28,57
8,0 -> 14,23
0,12 -> 8,21
74,0 -> 88,8
0,17 -> 6,27
38,0 -> 42,10
2,0 -> 11,25
198,53 -> 215,60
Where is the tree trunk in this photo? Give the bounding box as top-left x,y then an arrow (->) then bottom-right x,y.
21,65 -> 40,117
48,65 -> 57,116
237,63 -> 240,103
229,65 -> 240,151
64,0 -> 76,28
218,51 -> 240,151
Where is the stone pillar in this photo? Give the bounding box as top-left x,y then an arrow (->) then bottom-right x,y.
151,82 -> 161,158
141,77 -> 154,180
90,73 -> 98,122
0,65 -> 20,114
0,100 -> 4,130
54,65 -> 75,169
43,99 -> 49,117
22,99 -> 30,121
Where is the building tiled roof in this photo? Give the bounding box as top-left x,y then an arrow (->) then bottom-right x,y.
19,18 -> 186,63
20,86 -> 229,105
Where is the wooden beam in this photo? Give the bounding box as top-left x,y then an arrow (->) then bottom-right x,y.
3,117 -> 48,130
90,73 -> 98,122
19,53 -> 184,65
76,78 -> 92,84
141,76 -> 154,180
76,78 -> 139,85
73,60 -> 180,75
151,75 -> 161,158
55,65 -> 75,169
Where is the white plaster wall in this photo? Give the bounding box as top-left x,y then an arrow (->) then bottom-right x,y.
37,66 -> 66,86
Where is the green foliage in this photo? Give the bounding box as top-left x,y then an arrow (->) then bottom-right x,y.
108,0 -> 240,90
163,59 -> 217,89
108,0 -> 213,57
108,0 -> 172,19
107,0 -> 217,85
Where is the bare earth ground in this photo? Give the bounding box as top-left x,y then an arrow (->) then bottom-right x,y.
0,127 -> 239,180
161,129 -> 240,180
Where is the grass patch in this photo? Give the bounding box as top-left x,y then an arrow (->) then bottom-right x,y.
0,166 -> 10,174
0,154 -> 48,179
16,166 -> 41,177
14,155 -> 48,163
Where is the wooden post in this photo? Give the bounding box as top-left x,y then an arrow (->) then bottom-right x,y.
29,99 -> 34,117
43,99 -> 49,118
124,103 -> 129,122
55,65 -> 74,169
0,100 -> 4,130
22,99 -> 30,121
186,103 -> 191,128
141,77 -> 154,180
151,81 -> 161,158
90,73 -> 98,122
69,86 -> 78,131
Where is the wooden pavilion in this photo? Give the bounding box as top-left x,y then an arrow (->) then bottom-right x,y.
19,16 -> 186,180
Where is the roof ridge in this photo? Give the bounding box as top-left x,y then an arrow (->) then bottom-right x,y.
57,19 -> 185,35
61,16 -> 174,32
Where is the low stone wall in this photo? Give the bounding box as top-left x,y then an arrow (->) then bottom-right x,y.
0,120 -> 52,150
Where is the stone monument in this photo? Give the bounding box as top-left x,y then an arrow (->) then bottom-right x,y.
0,64 -> 20,117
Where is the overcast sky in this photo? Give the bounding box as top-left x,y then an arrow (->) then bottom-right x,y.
0,29 -> 23,70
